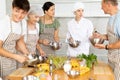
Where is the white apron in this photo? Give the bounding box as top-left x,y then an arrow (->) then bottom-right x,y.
0,20 -> 22,79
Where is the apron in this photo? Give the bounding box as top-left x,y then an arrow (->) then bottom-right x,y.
0,20 -> 22,79
39,25 -> 55,55
17,25 -> 39,68
26,26 -> 39,54
107,18 -> 120,80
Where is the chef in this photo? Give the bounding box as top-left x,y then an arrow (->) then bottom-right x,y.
66,2 -> 93,57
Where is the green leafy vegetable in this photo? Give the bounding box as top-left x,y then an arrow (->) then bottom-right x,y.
77,53 -> 97,68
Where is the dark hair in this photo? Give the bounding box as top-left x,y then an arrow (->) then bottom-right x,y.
12,0 -> 30,12
103,0 -> 118,6
42,1 -> 55,13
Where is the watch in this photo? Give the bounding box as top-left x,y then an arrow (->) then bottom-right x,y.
105,45 -> 109,50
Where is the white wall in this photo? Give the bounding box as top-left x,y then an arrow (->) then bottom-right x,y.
0,0 -> 6,17
29,0 -> 120,17
29,0 -> 105,17
5,0 -> 120,62
6,0 -> 120,17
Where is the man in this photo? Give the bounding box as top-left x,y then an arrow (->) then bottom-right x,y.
66,2 -> 93,57
94,0 -> 120,80
0,0 -> 30,79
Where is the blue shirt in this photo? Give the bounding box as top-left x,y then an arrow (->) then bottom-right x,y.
108,11 -> 120,38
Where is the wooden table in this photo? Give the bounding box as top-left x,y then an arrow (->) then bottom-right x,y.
52,61 -> 115,80
7,61 -> 115,80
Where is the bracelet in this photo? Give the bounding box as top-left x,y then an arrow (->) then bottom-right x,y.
105,45 -> 109,50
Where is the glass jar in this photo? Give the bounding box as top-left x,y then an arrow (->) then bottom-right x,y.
63,60 -> 71,72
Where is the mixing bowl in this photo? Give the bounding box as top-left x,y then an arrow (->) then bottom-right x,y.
66,70 -> 80,78
89,37 -> 104,46
69,40 -> 80,48
49,41 -> 62,50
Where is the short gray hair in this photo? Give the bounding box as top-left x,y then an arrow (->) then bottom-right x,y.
103,0 -> 118,6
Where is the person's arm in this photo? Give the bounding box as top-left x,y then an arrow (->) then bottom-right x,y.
54,28 -> 59,42
16,36 -> 29,55
101,34 -> 108,40
36,43 -> 46,56
38,39 -> 50,46
93,32 -> 108,40
107,40 -> 120,49
95,40 -> 120,50
0,40 -> 28,63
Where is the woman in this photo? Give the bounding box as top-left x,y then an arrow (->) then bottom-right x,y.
66,2 -> 93,57
16,6 -> 46,59
25,5 -> 45,56
38,1 -> 60,55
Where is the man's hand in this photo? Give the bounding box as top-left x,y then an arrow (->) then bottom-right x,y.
95,44 -> 105,49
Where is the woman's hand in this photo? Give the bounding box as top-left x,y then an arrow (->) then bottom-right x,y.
42,39 -> 50,45
39,50 -> 46,56
14,54 -> 29,63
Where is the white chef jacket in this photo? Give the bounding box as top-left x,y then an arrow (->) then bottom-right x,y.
66,17 -> 93,57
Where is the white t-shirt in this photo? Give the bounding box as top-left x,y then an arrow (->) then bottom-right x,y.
24,23 -> 39,42
0,15 -> 27,42
27,23 -> 39,34
66,17 -> 93,57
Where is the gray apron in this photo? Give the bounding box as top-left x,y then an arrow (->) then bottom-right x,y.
17,25 -> 39,68
26,26 -> 39,54
39,27 -> 55,55
107,19 -> 120,80
0,20 -> 22,79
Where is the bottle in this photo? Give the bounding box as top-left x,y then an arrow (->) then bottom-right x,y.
49,59 -> 53,76
63,60 -> 71,72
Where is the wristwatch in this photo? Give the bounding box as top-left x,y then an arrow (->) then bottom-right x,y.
105,45 -> 109,50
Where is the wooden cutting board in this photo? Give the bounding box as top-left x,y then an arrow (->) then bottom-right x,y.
7,68 -> 34,80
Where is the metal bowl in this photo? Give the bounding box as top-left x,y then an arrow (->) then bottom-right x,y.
23,75 -> 37,80
69,40 -> 80,48
49,42 -> 62,50
66,70 -> 80,78
89,37 -> 104,46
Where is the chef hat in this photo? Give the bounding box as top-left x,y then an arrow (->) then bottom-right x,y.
73,2 -> 84,12
28,5 -> 43,16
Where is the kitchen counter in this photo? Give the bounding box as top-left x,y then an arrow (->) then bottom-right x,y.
52,61 -> 115,80
7,61 -> 115,80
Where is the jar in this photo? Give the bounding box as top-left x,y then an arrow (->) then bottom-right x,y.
63,60 -> 71,72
